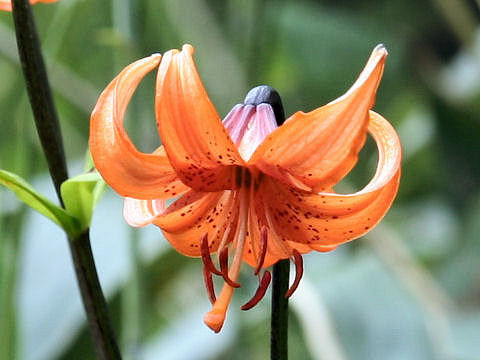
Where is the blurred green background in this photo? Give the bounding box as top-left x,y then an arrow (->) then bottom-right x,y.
1,0 -> 480,359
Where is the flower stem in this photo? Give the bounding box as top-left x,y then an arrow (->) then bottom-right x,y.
70,231 -> 122,359
11,0 -> 67,201
271,259 -> 290,360
11,1 -> 121,359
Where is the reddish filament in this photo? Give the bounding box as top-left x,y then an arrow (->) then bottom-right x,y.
241,271 -> 272,310
254,226 -> 268,275
200,233 -> 222,276
202,266 -> 216,304
285,250 -> 303,298
219,247 -> 241,288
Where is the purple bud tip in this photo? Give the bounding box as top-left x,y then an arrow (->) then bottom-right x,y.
244,85 -> 285,126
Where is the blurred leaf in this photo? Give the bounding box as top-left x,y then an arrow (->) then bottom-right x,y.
18,185 -> 167,360
83,149 -> 94,172
60,171 -> 106,232
0,169 -> 78,237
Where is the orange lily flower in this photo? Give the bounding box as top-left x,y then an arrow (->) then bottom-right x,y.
0,0 -> 58,11
90,44 -> 401,333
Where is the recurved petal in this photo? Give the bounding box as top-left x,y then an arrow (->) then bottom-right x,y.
90,55 -> 184,199
250,45 -> 387,192
123,197 -> 167,227
153,190 -> 238,257
155,45 -> 245,192
260,111 -> 401,249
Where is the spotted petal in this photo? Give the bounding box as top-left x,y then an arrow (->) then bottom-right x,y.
152,190 -> 239,257
250,45 -> 387,192
90,55 -> 188,199
155,45 -> 245,192
260,111 -> 401,249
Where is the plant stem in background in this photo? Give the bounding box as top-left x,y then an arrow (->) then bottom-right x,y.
11,0 -> 67,201
11,0 -> 122,358
271,259 -> 290,360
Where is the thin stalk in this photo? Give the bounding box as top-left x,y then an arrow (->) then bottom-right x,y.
70,231 -> 122,359
11,1 -> 121,359
271,259 -> 289,360
11,0 -> 67,201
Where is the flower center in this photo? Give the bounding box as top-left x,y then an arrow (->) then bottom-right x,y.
222,103 -> 277,161
222,85 -> 285,162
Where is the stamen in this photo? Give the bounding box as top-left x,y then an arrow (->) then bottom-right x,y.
200,233 -> 222,276
241,271 -> 272,310
285,250 -> 303,298
215,190 -> 237,251
204,186 -> 249,333
254,226 -> 268,275
264,206 -> 292,258
202,266 -> 216,304
219,247 -> 241,288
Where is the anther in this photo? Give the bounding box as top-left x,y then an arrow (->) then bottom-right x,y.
200,233 -> 222,276
285,250 -> 303,298
241,271 -> 272,310
254,227 -> 268,275
219,247 -> 241,288
202,266 -> 216,304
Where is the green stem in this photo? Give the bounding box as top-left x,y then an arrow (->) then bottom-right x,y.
11,0 -> 67,202
69,231 -> 122,359
271,259 -> 289,360
11,1 -> 121,359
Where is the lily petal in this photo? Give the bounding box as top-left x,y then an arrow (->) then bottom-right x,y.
90,55 -> 186,199
250,45 -> 387,192
260,111 -> 401,250
155,45 -> 245,192
153,190 -> 238,257
123,197 -> 167,227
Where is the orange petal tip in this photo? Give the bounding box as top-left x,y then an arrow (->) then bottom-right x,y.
203,310 -> 225,333
374,43 -> 387,54
182,43 -> 195,55
372,44 -> 388,62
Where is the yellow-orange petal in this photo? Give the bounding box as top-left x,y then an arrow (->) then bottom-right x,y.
153,190 -> 238,257
155,44 -> 245,192
260,111 -> 401,249
250,45 -> 387,192
1,0 -> 57,11
90,55 -> 185,200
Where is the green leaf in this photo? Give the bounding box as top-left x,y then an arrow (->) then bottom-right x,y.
0,169 -> 79,237
60,171 -> 106,232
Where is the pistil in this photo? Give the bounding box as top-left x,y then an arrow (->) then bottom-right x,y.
203,185 -> 249,332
